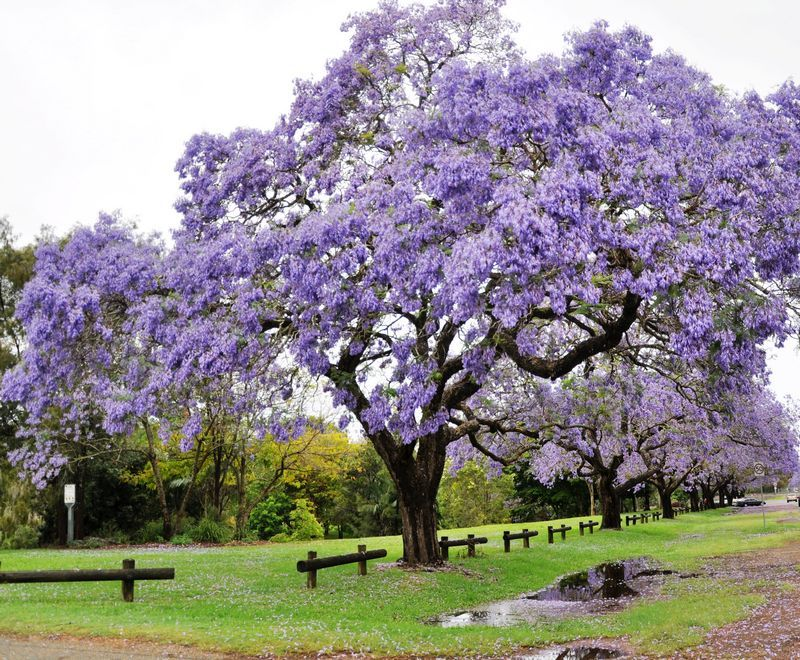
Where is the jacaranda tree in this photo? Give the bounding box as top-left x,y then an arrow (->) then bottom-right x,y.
458,358 -> 799,526
7,0 -> 800,563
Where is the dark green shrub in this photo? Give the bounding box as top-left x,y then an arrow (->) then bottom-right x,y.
2,524 -> 40,549
136,520 -> 165,544
190,517 -> 232,544
170,533 -> 193,546
68,536 -> 107,549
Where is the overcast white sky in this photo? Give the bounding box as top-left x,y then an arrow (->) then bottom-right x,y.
0,0 -> 798,398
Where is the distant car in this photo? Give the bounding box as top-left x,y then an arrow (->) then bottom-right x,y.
732,497 -> 766,507
787,493 -> 798,502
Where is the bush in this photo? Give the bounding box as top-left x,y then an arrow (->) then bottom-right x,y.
269,532 -> 291,543
190,517 -> 233,544
136,520 -> 165,544
93,521 -> 129,545
248,493 -> 292,540
2,524 -> 40,549
68,536 -> 107,549
170,533 -> 193,546
289,499 -> 324,541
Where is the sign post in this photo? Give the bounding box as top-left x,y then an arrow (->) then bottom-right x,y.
64,484 -> 76,544
753,462 -> 766,530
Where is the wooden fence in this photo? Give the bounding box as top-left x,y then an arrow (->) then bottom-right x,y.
502,529 -> 539,552
0,559 -> 173,602
547,524 -> 572,543
439,534 -> 488,559
296,545 -> 387,588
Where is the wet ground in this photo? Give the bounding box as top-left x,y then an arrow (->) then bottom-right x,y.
428,557 -> 693,628
3,513 -> 800,658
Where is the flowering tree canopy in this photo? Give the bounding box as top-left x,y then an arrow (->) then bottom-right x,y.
6,0 -> 800,562
458,357 -> 799,526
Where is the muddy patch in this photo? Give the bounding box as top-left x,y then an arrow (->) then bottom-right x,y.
517,646 -> 624,659
428,558 -> 694,627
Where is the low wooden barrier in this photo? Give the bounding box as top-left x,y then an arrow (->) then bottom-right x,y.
0,559 -> 173,602
579,520 -> 600,536
547,524 -> 571,543
296,545 -> 387,589
439,534 -> 488,559
652,512 -> 661,521
640,513 -> 650,523
625,514 -> 641,526
502,529 -> 539,552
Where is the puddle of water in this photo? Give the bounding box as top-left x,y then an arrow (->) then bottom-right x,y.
518,647 -> 623,659
428,557 -> 680,627
528,558 -> 649,602
516,646 -> 624,660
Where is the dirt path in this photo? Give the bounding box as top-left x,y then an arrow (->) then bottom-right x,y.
0,633 -> 254,660
668,539 -> 800,659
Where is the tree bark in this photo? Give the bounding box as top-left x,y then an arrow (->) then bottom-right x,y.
586,478 -> 596,516
700,483 -> 715,510
689,488 -> 700,512
142,419 -> 173,539
377,436 -> 445,565
598,473 -> 622,529
658,485 -> 675,519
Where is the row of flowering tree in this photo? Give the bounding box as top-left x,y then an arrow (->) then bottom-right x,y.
456,356 -> 799,527
6,0 -> 800,563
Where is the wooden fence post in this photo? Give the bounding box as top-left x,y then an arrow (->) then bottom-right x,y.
440,536 -> 449,561
306,551 -> 317,589
522,528 -> 530,548
121,559 -> 135,602
467,534 -> 476,558
503,531 -> 510,553
357,544 -> 367,576
547,526 -> 554,544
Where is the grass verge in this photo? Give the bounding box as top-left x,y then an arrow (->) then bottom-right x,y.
0,504 -> 797,656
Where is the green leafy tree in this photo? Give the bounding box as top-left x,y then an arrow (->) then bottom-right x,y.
288,499 -> 324,540
509,464 -> 590,521
437,461 -> 514,528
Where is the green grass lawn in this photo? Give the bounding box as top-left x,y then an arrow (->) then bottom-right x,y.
0,505 -> 798,656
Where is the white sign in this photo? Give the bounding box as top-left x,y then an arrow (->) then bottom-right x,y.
753,462 -> 766,478
64,484 -> 76,505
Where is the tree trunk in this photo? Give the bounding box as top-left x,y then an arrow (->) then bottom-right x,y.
700,484 -> 715,510
142,419 -> 173,540
598,474 -> 622,529
689,488 -> 700,512
586,478 -> 596,516
212,437 -> 224,517
718,487 -> 726,508
235,452 -> 248,539
643,484 -> 651,511
658,486 -> 675,519
378,436 -> 445,565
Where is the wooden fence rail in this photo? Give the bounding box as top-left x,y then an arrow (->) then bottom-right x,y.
547,525 -> 572,543
0,559 -> 173,602
439,534 -> 488,559
296,545 -> 387,588
502,529 -> 539,552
